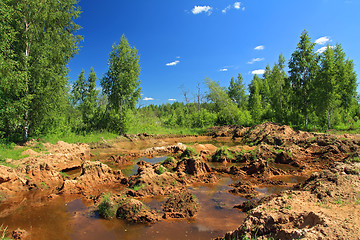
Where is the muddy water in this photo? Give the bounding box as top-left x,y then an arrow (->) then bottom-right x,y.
0,138 -> 309,239
0,177 -> 246,240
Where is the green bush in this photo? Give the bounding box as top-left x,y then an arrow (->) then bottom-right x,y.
98,192 -> 117,219
180,147 -> 198,159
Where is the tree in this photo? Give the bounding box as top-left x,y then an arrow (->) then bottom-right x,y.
101,35 -> 141,133
316,45 -> 338,129
72,70 -> 87,106
249,74 -> 263,124
288,30 -> 318,128
228,73 -> 247,109
268,54 -> 287,123
0,0 -> 81,140
83,67 -> 99,128
205,78 -> 237,125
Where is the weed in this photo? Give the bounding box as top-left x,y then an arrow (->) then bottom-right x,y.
180,147 -> 198,159
156,165 -> 167,175
162,156 -> 174,165
98,192 -> 117,219
41,181 -> 49,189
60,171 -> 70,177
212,147 -> 234,162
131,183 -> 146,191
0,224 -> 12,240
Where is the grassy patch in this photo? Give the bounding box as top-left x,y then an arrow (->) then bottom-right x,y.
180,147 -> 198,159
161,156 -> 175,165
131,183 -> 146,191
39,131 -> 120,144
98,192 -> 117,219
0,143 -> 26,162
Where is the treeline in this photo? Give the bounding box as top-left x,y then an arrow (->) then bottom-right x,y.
0,0 -> 358,142
133,30 -> 359,132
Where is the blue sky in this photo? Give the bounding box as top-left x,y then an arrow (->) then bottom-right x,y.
68,0 -> 360,105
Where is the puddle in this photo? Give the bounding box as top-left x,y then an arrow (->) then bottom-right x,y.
118,156 -> 168,177
0,177 -> 246,240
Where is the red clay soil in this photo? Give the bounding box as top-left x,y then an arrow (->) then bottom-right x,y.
2,123 -> 360,239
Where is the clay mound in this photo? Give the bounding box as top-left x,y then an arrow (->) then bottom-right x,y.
301,162 -> 360,203
229,180 -> 259,199
117,197 -> 160,223
21,149 -> 39,157
144,143 -> 186,155
241,122 -> 305,146
218,162 -> 360,240
59,161 -> 124,195
127,163 -> 185,197
175,157 -> 212,176
162,191 -> 198,219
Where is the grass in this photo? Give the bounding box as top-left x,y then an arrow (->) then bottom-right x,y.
161,156 -> 175,165
0,143 -> 26,162
131,183 -> 146,191
212,147 -> 234,162
98,192 -> 117,219
127,124 -> 207,135
180,147 -> 198,159
39,131 -> 120,144
0,224 -> 12,240
156,165 -> 167,175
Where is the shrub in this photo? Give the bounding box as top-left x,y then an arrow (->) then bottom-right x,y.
180,147 -> 198,159
98,192 -> 117,219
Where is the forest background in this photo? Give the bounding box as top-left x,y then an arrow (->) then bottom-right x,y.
0,0 -> 359,151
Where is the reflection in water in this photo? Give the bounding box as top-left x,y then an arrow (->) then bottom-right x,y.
119,156 -> 168,177
0,177 -> 247,240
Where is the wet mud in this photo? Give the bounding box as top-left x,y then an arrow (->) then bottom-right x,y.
1,123 -> 360,239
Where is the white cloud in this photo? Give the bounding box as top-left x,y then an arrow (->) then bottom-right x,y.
252,69 -> 266,75
234,2 -> 241,9
242,7 -> 245,11
143,97 -> 154,101
222,5 -> 231,14
248,58 -> 264,64
220,68 -> 228,72
192,6 -> 212,15
254,45 -> 265,50
315,36 -> 330,45
166,60 -> 180,66
168,99 -> 177,101
316,45 -> 334,54
176,56 -> 180,59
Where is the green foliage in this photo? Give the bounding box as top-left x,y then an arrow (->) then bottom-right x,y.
162,156 -> 175,165
288,30 -> 319,128
0,0 -> 82,140
131,183 -> 146,191
156,165 -> 167,175
180,147 -> 198,159
212,147 -> 234,162
0,143 -> 26,165
101,35 -> 141,134
98,192 -> 117,219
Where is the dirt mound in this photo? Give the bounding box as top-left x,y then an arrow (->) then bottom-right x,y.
107,155 -> 132,165
59,161 -> 124,195
175,157 -> 212,176
127,162 -> 185,197
229,180 -> 259,199
218,162 -> 360,240
301,162 -> 360,203
144,143 -> 186,155
116,197 -> 160,223
162,191 -> 198,219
